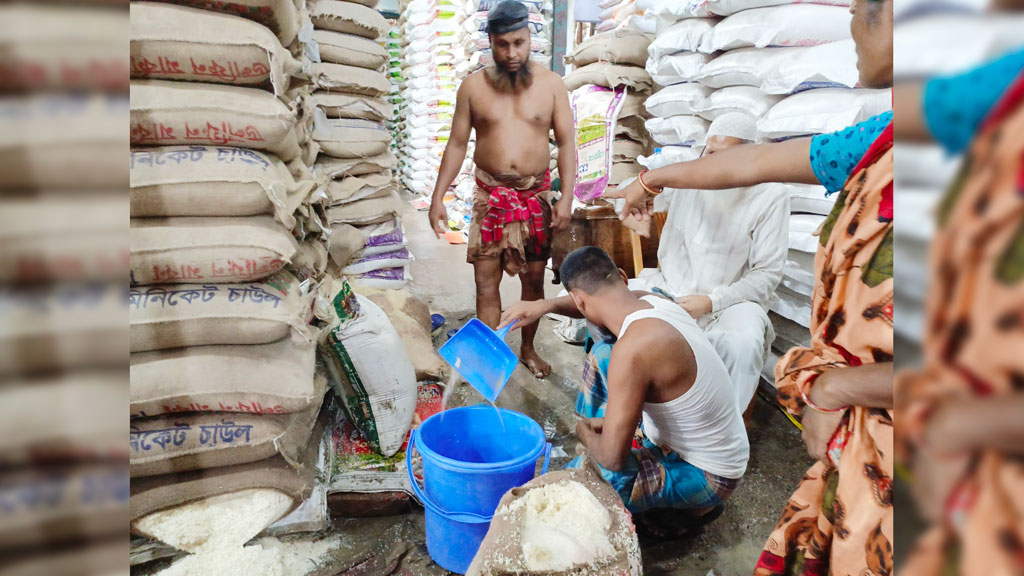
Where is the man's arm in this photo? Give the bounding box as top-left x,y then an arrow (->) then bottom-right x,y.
577,334 -> 649,471
707,189 -> 789,313
551,75 -> 576,231
428,81 -> 473,238
499,294 -> 582,329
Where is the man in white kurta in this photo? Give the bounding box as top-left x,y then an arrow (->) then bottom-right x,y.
631,113 -> 789,418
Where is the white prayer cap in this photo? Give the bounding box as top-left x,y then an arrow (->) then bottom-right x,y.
706,112 -> 758,143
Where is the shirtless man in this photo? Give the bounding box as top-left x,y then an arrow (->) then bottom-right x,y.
428,0 -> 576,378
500,247 -> 748,533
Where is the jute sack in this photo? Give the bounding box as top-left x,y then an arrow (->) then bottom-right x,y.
144,0 -> 303,47
313,113 -> 391,159
291,238 -> 330,281
612,139 -> 644,163
566,29 -> 652,68
129,271 -> 313,353
130,2 -> 301,96
316,150 -> 398,179
0,94 -> 125,190
130,146 -> 313,228
313,29 -> 388,70
615,115 -> 652,145
619,91 -> 646,118
563,63 -> 653,94
311,62 -> 390,96
130,337 -> 318,418
0,372 -> 125,467
365,290 -> 447,381
130,216 -> 299,285
323,171 -> 395,205
130,79 -> 310,163
467,455 -> 642,576
325,191 -> 401,226
309,0 -> 389,39
129,374 -> 324,477
313,92 -> 392,122
0,3 -> 127,91
0,465 -> 129,551
130,414 -> 324,523
0,285 -> 126,378
609,161 -> 642,185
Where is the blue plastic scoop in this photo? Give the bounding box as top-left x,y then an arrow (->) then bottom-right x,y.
439,319 -> 519,403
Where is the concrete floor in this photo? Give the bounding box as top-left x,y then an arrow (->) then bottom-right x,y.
323,195 -> 815,575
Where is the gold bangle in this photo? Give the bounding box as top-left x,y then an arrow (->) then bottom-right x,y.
637,170 -> 661,196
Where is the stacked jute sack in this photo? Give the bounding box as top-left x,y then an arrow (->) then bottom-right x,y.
129,0 -> 334,567
300,0 -> 412,289
396,0 -> 467,200
458,0 -> 554,75
0,4 -> 128,571
636,0 -> 891,382
564,28 -> 654,190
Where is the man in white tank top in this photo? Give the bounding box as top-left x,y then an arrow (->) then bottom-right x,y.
501,247 -> 749,534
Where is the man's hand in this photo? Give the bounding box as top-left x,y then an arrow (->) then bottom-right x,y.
428,201 -> 448,239
676,294 -> 712,318
604,178 -> 655,222
552,199 -> 572,232
499,299 -> 550,330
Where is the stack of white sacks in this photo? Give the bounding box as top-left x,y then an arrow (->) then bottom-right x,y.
638,0 -> 892,377
397,0 -> 468,198
596,0 -> 659,34
304,0 -> 412,289
892,4 -> 1024,346
128,0 -> 331,555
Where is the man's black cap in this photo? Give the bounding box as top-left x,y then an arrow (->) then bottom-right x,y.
487,0 -> 529,35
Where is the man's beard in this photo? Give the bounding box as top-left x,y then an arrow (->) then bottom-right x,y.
486,59 -> 533,93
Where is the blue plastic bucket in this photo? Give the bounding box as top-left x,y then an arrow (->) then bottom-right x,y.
406,406 -> 551,574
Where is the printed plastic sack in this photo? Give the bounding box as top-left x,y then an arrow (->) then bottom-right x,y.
318,287 -> 417,457
349,266 -> 412,290
343,248 -> 413,275
466,454 -> 642,576
571,85 -> 627,202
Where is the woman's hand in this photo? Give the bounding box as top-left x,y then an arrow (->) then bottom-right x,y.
604,178 -> 655,222
801,405 -> 845,463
